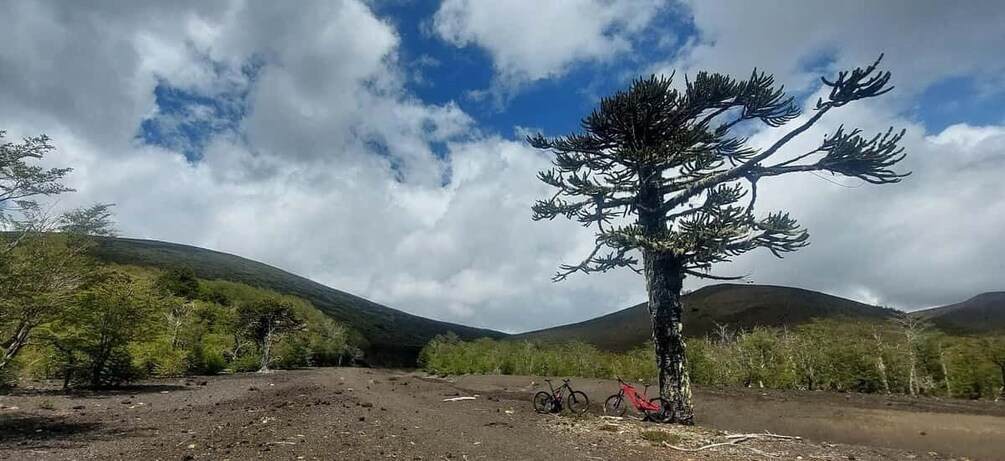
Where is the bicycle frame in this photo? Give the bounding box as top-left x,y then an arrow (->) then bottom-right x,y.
617,377 -> 661,412
545,378 -> 574,401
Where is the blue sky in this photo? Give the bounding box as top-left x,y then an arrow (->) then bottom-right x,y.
137,2 -> 702,161
2,0 -> 1004,332
134,3 -> 1002,165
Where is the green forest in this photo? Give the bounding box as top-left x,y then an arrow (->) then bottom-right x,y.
1,233 -> 358,390
420,319 -> 1005,400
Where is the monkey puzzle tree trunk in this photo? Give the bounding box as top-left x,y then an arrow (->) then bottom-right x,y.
644,250 -> 694,424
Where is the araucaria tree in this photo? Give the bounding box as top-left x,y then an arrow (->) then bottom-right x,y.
529,56 -> 909,424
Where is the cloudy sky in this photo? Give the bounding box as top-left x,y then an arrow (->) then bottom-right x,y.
2,0 -> 1003,333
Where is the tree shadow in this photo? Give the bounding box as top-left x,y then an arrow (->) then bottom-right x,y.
11,384 -> 190,399
0,412 -> 146,453
0,413 -> 99,442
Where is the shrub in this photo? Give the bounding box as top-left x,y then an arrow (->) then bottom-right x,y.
230,354 -> 262,373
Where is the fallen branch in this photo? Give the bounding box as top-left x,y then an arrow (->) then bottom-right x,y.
664,431 -> 798,455
726,431 -> 801,441
664,438 -> 750,452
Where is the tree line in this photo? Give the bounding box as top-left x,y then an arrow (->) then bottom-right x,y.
1,235 -> 359,390
420,318 -> 1005,400
2,130 -> 357,389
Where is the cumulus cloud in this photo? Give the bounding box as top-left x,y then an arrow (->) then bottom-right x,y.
657,0 -> 1005,96
692,91 -> 1005,309
0,0 -> 644,333
1,0 -> 1001,337
433,0 -> 667,95
645,1 -> 1005,309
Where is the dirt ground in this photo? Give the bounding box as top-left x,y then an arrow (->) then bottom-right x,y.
1,368 -> 1002,460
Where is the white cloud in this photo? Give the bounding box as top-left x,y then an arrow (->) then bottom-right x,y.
0,0 -> 646,333
699,92 -> 1005,309
1,0 -> 1002,339
433,0 -> 667,93
658,0 -> 1005,96
646,1 -> 1005,309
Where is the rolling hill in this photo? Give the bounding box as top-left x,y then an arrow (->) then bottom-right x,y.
90,237 -> 505,365
514,284 -> 902,351
912,292 -> 1005,334
85,237 -> 1003,363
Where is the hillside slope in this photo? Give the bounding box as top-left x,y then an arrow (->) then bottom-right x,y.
514,284 -> 900,351
91,237 -> 505,365
912,292 -> 1005,334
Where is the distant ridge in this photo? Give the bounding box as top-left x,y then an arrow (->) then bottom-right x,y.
514,284 -> 902,351
84,237 -> 1004,362
91,237 -> 505,365
912,292 -> 1005,334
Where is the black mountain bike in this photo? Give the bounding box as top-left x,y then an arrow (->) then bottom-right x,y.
533,378 -> 589,414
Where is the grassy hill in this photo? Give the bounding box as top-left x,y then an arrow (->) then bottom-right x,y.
514,284 -> 901,351
90,237 -> 505,365
912,292 -> 1005,334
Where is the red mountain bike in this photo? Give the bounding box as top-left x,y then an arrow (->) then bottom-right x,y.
533,378 -> 589,414
604,376 -> 673,422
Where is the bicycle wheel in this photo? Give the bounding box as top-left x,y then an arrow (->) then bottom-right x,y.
533,391 -> 554,413
603,394 -> 626,417
567,391 -> 590,414
645,397 -> 674,423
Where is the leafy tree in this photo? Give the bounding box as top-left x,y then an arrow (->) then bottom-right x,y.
979,337 -> 1005,399
1,131 -> 73,253
528,56 -> 909,423
59,203 -> 118,237
0,235 -> 91,375
237,298 -> 306,372
156,265 -> 200,300
0,132 -> 73,219
48,271 -> 160,387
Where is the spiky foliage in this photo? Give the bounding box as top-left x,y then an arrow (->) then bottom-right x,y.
530,56 -> 908,282
530,56 -> 909,424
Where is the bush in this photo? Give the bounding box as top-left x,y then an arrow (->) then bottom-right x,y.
187,344 -> 227,375
419,319 -> 1005,400
154,349 -> 189,377
230,354 -> 262,373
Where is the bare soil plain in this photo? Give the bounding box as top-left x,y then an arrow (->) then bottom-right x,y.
1,368 -> 1002,460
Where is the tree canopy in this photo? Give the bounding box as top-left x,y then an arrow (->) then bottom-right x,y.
530,55 -> 910,423
530,55 -> 908,282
